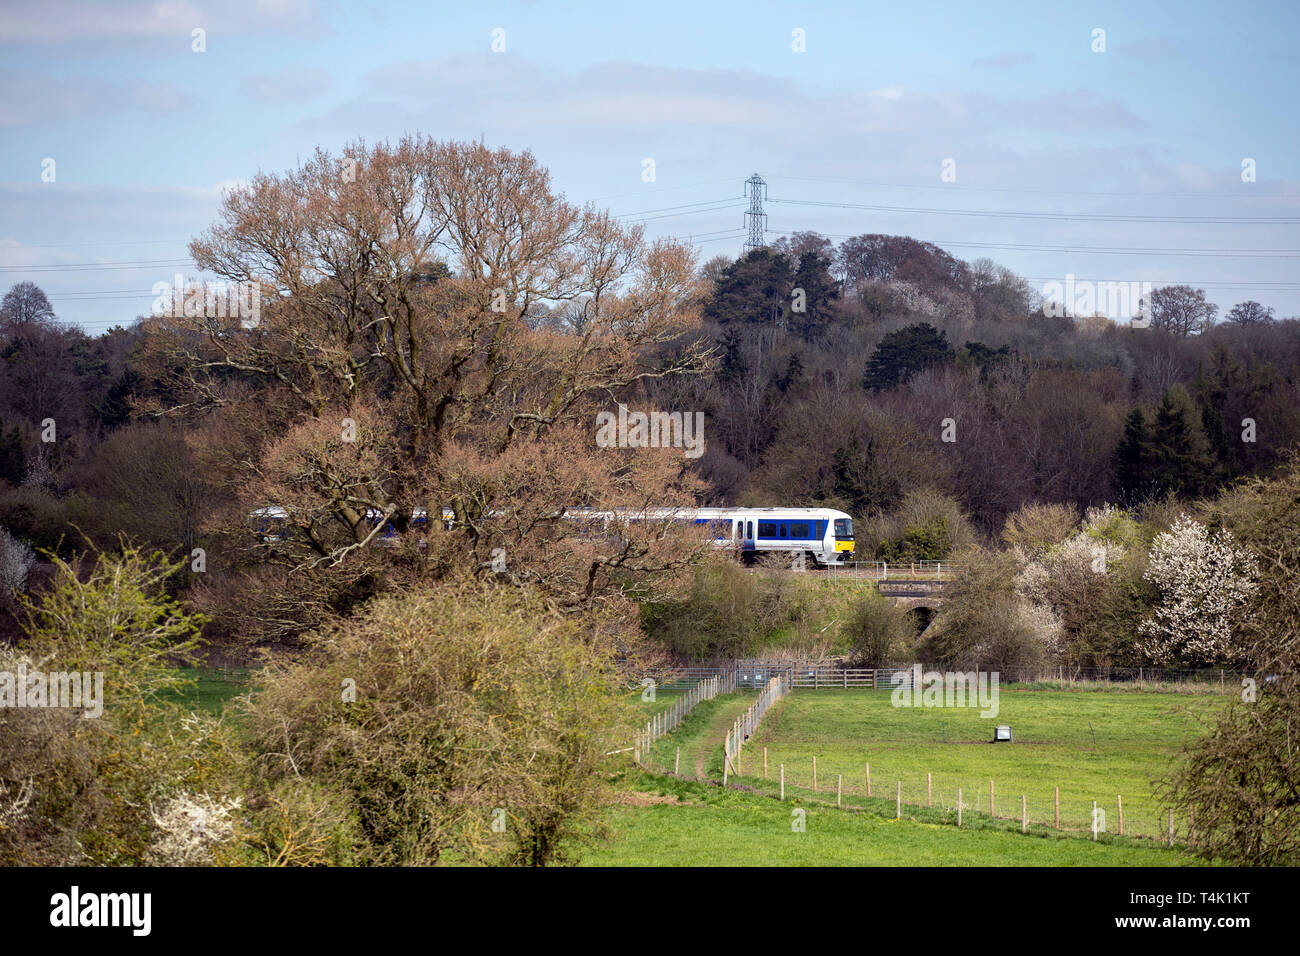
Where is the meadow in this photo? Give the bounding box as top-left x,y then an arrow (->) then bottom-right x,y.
165,666 -> 1220,864
582,770 -> 1205,866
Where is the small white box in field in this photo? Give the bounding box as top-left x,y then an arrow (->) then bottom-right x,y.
994,725 -> 1012,742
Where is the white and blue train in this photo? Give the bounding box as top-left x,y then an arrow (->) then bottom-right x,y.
594,507 -> 855,566
251,504 -> 855,566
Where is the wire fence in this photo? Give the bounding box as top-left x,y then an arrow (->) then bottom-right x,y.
627,660 -> 1247,691
737,755 -> 1189,844
723,675 -> 789,784
632,673 -> 735,762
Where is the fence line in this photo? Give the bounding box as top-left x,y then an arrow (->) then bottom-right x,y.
760,757 -> 1189,843
633,673 -> 735,763
723,675 -> 790,784
821,560 -> 966,581
628,660 -> 1248,690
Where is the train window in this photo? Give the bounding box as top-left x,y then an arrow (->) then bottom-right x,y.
779,524 -> 788,538
788,522 -> 809,538
747,521 -> 754,539
834,518 -> 853,538
758,522 -> 776,538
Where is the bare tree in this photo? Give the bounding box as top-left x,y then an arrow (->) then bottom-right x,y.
1149,285 -> 1218,336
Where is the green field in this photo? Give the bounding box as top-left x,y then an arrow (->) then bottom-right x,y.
581,771 -> 1203,866
168,667 -> 253,715
728,687 -> 1223,840
585,686 -> 1225,865
157,666 -> 1217,864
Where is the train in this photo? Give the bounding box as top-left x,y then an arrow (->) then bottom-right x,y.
250,504 -> 855,566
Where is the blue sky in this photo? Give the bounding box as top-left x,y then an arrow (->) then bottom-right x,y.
1,0 -> 1297,332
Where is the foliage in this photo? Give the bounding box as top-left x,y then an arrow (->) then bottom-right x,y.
862,322 -> 955,391
921,548 -> 1054,671
1000,501 -> 1078,556
1161,459 -> 1300,865
0,546 -> 234,866
843,591 -> 914,666
0,525 -> 34,608
640,557 -> 794,658
865,489 -> 975,562
241,583 -> 627,866
1138,516 -> 1257,666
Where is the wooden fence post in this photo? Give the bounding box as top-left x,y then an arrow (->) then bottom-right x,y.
813,756 -> 818,792
927,772 -> 932,807
837,775 -> 843,809
1054,787 -> 1060,829
780,764 -> 785,801
674,746 -> 680,775
1117,794 -> 1123,836
1092,800 -> 1098,841
957,787 -> 963,827
1021,795 -> 1027,833
896,781 -> 901,819
865,762 -> 871,797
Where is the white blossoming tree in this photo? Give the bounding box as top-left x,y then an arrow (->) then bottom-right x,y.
0,525 -> 34,608
1139,516 -> 1257,666
146,792 -> 241,867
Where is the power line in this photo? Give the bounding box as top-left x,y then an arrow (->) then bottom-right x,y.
767,197 -> 1300,224
0,259 -> 195,273
612,196 -> 741,217
765,231 -> 1300,258
0,239 -> 190,249
771,173 -> 1300,200
614,199 -> 745,223
589,176 -> 739,202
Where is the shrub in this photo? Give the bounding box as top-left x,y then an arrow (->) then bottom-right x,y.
641,557 -> 791,658
242,582 -> 627,866
843,591 -> 914,666
1138,516 -> 1257,666
0,546 -> 233,866
1001,502 -> 1078,556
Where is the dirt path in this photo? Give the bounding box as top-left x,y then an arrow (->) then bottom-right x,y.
686,695 -> 758,781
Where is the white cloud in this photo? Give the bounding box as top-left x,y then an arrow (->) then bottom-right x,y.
0,70 -> 189,127
0,0 -> 320,43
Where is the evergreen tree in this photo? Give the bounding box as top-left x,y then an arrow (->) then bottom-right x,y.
0,419 -> 23,486
776,352 -> 805,392
862,322 -> 954,391
1147,385 -> 1216,498
1114,407 -> 1148,501
790,251 -> 839,342
703,248 -> 795,330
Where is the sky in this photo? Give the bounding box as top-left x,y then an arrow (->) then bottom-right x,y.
1,0 -> 1298,333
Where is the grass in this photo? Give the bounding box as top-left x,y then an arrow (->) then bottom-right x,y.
581,770 -> 1205,866
736,687 -> 1226,840
166,667 -> 253,716
624,685 -> 686,719
157,663 -> 1219,864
